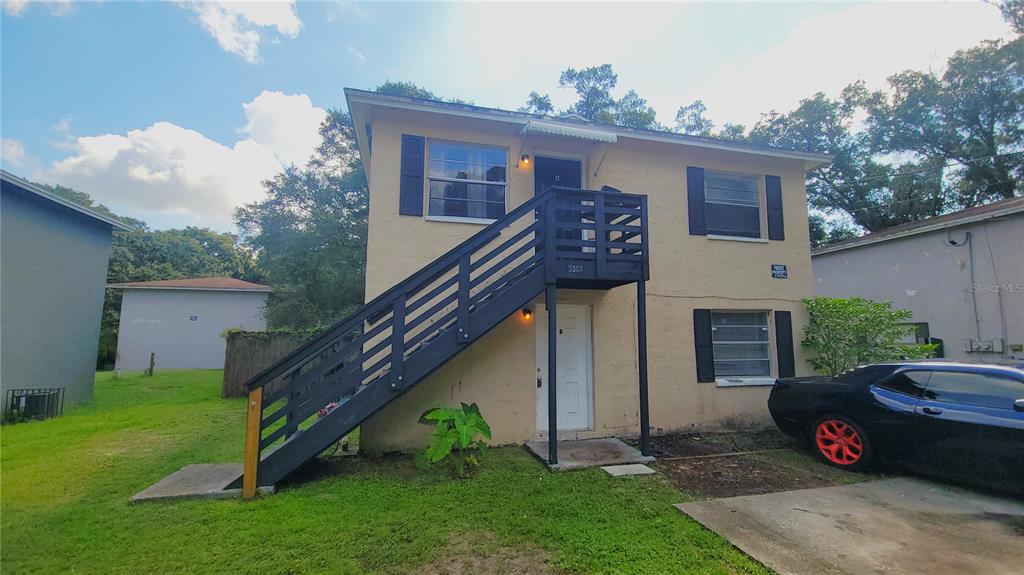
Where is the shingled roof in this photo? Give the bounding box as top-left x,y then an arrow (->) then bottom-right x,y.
107,277 -> 271,292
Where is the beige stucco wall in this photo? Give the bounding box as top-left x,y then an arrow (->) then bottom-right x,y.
359,107 -> 815,453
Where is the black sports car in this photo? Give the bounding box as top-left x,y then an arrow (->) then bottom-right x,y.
768,362 -> 1024,494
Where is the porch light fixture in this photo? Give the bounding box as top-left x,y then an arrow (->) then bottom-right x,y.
519,154 -> 530,166
521,307 -> 533,320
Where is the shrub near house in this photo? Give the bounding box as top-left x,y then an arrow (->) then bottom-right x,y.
801,296 -> 937,376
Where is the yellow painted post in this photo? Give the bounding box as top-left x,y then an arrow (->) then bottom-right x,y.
242,386 -> 263,499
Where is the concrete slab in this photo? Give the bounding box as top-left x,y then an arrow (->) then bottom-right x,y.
601,464 -> 656,476
676,477 -> 1024,575
131,463 -> 267,503
526,437 -> 654,471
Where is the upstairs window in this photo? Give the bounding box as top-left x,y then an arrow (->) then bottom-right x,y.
704,172 -> 760,238
711,311 -> 770,377
427,142 -> 507,221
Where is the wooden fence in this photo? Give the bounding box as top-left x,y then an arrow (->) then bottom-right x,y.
222,331 -> 307,398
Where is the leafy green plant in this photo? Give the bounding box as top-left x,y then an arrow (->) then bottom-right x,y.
418,403 -> 491,477
802,297 -> 937,376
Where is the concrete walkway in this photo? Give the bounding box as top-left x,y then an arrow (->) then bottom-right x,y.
676,478 -> 1024,575
525,437 -> 654,471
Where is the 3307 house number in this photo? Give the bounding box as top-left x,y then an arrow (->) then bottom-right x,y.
567,264 -> 584,273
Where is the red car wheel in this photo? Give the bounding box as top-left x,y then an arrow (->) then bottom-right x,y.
811,415 -> 873,470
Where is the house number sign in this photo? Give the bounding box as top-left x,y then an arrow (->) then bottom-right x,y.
771,264 -> 788,279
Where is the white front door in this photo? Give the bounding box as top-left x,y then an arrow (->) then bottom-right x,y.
536,304 -> 593,431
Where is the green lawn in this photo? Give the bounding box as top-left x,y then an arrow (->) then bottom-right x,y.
1,370 -> 768,575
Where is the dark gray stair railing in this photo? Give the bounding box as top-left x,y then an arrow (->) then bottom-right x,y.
240,187 -> 648,495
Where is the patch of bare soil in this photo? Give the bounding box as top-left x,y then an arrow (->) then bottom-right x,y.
642,429 -> 878,498
629,429 -> 796,458
658,453 -> 847,499
410,534 -> 561,575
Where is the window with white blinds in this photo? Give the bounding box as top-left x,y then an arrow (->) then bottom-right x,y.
711,311 -> 770,377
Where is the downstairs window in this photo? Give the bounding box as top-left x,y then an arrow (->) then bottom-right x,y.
711,311 -> 771,377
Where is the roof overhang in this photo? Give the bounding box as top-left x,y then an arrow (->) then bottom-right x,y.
106,284 -> 272,293
344,88 -> 833,172
521,120 -> 617,143
1,169 -> 133,231
812,200 -> 1024,256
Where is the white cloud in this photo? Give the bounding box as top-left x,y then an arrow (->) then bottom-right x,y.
1,138 -> 27,167
419,2 -> 1010,131
697,3 -> 1015,129
348,44 -> 366,66
241,91 -> 327,166
181,0 -> 302,64
1,0 -> 72,16
1,0 -> 27,16
43,91 -> 326,230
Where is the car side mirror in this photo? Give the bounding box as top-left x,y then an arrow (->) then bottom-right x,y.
1015,399 -> 1024,412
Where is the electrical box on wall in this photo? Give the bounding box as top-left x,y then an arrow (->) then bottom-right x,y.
964,339 -> 1005,353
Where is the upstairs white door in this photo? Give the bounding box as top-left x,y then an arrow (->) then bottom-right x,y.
536,304 -> 593,431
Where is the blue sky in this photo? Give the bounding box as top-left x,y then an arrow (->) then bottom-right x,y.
0,1 -> 1013,230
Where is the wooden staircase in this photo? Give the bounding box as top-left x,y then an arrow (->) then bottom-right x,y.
236,187 -> 649,494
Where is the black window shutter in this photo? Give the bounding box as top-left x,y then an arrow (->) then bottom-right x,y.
774,310 -> 795,378
765,175 -> 784,241
686,166 -> 706,235
693,309 -> 715,382
399,135 -> 425,216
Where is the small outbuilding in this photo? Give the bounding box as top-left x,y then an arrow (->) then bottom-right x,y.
1,170 -> 131,412
109,277 -> 271,371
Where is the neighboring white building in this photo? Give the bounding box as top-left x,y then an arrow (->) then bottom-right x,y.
109,277 -> 271,371
813,197 -> 1024,365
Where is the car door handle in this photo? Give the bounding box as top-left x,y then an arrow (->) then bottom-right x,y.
921,406 -> 944,415
1015,399 -> 1024,413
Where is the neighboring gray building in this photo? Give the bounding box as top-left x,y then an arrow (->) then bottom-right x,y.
109,277 -> 270,371
813,197 -> 1024,365
1,170 -> 131,409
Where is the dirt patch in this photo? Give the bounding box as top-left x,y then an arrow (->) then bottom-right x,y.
629,429 -> 796,458
645,430 -> 879,499
660,454 -> 832,499
410,533 -> 561,575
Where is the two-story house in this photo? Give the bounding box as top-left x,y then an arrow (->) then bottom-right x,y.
237,89 -> 831,494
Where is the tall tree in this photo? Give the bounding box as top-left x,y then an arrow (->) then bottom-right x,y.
559,64 -> 619,123
557,64 -> 661,129
674,100 -> 714,136
40,183 -> 146,230
235,110 -> 368,329
749,85 -> 949,232
374,80 -> 437,100
520,91 -> 554,115
862,37 -> 1024,207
